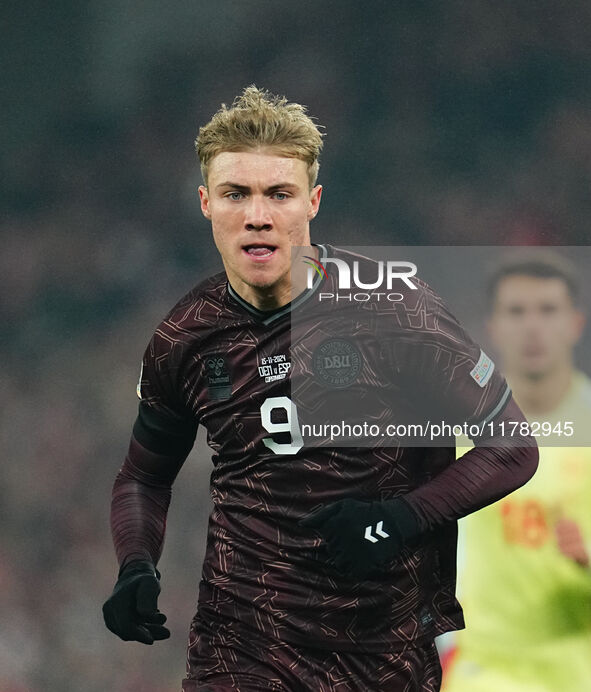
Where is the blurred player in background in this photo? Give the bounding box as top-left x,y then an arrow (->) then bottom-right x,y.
102,86 -> 538,691
442,252 -> 591,692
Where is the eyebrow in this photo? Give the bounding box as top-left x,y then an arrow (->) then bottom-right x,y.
215,181 -> 300,192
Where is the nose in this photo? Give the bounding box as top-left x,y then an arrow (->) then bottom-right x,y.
244,196 -> 272,231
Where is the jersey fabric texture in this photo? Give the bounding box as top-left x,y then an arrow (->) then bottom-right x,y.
133,243 -> 519,658
443,372 -> 591,692
181,602 -> 442,691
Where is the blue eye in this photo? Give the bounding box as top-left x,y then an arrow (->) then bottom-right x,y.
273,192 -> 288,200
228,192 -> 244,201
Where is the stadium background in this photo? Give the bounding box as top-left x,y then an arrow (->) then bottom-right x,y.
2,2 -> 590,690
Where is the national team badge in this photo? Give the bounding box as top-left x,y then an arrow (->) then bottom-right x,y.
313,338 -> 363,388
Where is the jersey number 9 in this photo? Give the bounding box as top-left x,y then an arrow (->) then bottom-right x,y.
260,396 -> 304,455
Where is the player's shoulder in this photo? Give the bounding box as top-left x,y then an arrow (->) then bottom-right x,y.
325,243 -> 441,319
144,270 -> 230,356
161,270 -> 228,325
164,271 -> 228,322
326,244 -> 434,291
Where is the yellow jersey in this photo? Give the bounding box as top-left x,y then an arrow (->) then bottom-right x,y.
443,371 -> 591,692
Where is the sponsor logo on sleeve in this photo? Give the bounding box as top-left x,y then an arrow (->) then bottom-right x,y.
470,349 -> 494,387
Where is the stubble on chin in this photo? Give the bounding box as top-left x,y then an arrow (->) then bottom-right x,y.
522,366 -> 551,382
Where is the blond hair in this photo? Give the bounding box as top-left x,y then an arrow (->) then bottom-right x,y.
195,85 -> 324,189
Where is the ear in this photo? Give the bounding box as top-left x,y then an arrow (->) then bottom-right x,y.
199,185 -> 212,220
307,185 -> 323,221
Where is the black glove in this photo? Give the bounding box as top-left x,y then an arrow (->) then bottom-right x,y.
299,497 -> 421,579
103,560 -> 170,644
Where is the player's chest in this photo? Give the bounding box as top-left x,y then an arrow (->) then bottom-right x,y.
187,323 -> 292,410
184,320 -> 396,430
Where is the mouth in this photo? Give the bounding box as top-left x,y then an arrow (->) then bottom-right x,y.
242,244 -> 278,261
523,347 -> 545,358
520,341 -> 549,363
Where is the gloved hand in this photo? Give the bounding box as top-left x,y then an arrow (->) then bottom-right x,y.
102,560 -> 170,644
299,497 -> 421,579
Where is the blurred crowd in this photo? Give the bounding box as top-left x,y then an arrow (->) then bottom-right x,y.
1,1 -> 590,690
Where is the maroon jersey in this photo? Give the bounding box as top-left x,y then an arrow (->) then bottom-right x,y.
135,243 -> 513,653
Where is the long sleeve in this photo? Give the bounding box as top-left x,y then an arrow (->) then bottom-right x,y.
110,383 -> 198,570
400,397 -> 539,531
109,324 -> 199,571
110,433 -> 189,571
379,279 -> 540,532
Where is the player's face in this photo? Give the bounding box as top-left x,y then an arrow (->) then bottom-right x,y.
488,276 -> 584,378
199,149 -> 322,302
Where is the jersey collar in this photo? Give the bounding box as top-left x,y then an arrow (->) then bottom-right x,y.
226,243 -> 328,325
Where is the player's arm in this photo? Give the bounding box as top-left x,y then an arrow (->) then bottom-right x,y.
395,287 -> 539,531
111,402 -> 197,570
397,396 -> 538,530
103,329 -> 198,644
103,402 -> 197,644
300,285 -> 538,579
300,399 -> 537,580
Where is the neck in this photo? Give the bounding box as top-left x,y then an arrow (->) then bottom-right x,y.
229,243 -> 318,311
507,360 -> 574,416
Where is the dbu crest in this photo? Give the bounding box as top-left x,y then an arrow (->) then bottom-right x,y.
312,338 -> 363,389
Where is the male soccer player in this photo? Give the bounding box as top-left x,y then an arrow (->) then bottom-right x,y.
103,86 -> 538,691
442,253 -> 591,692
